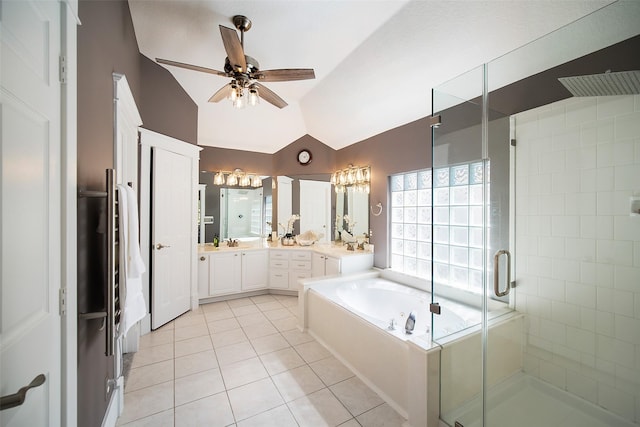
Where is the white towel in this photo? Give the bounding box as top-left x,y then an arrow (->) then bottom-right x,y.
118,185 -> 147,337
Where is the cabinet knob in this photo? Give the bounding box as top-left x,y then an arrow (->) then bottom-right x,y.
200,256 -> 206,261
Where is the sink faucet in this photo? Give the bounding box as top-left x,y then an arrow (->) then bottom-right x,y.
227,239 -> 239,247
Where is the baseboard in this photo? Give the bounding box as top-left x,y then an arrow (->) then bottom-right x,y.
101,376 -> 124,427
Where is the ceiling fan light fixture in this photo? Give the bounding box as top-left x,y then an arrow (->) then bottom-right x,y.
248,84 -> 259,107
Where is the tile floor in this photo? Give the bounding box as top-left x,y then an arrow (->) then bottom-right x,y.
116,294 -> 406,427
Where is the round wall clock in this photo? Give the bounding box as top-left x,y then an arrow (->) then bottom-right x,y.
297,149 -> 312,165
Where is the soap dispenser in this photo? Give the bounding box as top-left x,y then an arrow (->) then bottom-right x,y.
213,234 -> 219,247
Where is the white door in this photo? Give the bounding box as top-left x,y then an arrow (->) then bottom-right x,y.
1,1 -> 61,425
299,180 -> 331,243
151,148 -> 192,328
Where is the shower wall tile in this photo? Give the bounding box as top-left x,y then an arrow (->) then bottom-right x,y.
597,96 -> 634,120
613,140 -> 635,165
615,163 -> 640,190
565,98 -> 597,127
599,384 -> 636,421
514,95 -> 640,424
615,112 -> 640,140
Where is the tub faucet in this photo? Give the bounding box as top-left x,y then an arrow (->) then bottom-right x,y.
405,311 -> 416,334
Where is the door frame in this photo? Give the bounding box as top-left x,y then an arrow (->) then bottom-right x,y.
139,129 -> 201,334
61,1 -> 80,425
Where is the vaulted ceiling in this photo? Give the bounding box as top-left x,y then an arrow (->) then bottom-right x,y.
129,0 -> 627,154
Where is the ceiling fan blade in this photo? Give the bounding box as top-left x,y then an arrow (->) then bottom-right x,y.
208,84 -> 230,103
254,82 -> 287,109
219,25 -> 247,73
252,69 -> 316,82
156,58 -> 226,76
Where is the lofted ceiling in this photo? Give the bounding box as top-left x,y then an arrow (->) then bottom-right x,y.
129,0 -> 617,154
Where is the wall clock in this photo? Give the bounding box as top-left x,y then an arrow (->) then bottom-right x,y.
297,149 -> 312,165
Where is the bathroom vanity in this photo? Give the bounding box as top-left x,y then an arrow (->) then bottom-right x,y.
197,241 -> 374,301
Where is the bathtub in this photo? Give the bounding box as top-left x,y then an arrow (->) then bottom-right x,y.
313,276 -> 484,341
299,270 -> 520,427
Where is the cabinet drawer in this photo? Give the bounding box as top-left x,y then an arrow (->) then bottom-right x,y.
291,251 -> 311,261
290,260 -> 311,271
270,250 -> 288,260
289,271 -> 312,288
270,260 -> 289,269
269,270 -> 289,288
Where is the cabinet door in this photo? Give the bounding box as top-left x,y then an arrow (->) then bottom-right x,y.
325,256 -> 341,276
198,254 -> 210,298
210,252 -> 242,295
242,250 -> 268,290
311,252 -> 326,277
289,270 -> 312,290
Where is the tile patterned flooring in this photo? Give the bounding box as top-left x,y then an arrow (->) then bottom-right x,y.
116,294 -> 406,427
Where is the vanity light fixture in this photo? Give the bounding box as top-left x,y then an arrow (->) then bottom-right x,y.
211,168 -> 263,188
332,165 -> 370,194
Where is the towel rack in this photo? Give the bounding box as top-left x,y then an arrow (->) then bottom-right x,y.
78,168 -> 121,357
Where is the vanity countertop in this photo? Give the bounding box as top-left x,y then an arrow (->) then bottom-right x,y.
198,240 -> 373,257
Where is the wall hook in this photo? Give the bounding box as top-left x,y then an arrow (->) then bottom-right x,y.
371,202 -> 383,216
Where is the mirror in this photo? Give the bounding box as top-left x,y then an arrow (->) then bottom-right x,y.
199,172 -> 272,243
335,186 -> 369,241
199,170 -> 370,244
277,174 -> 369,244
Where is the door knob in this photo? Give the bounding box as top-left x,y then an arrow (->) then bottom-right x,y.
156,243 -> 171,250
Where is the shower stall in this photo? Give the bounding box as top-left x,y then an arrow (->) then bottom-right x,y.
430,3 -> 640,426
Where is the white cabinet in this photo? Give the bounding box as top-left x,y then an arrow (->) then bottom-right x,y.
198,249 -> 268,298
312,251 -> 374,277
270,250 -> 312,290
198,247 -> 373,299
210,252 -> 242,296
241,250 -> 269,291
312,253 -> 341,277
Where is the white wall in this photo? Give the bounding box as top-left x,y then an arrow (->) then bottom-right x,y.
513,95 -> 640,423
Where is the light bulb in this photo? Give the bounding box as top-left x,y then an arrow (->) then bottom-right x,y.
355,168 -> 364,183
363,167 -> 371,182
347,169 -> 356,185
214,171 -> 225,185
251,175 -> 262,187
234,92 -> 245,109
249,85 -> 259,106
229,81 -> 238,101
226,173 -> 237,186
339,171 -> 346,185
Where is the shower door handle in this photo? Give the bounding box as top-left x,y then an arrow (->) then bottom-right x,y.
493,249 -> 511,297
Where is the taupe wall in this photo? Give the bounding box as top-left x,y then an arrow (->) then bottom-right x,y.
337,117 -> 432,267
77,1 -> 197,425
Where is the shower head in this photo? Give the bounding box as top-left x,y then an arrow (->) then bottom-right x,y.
558,70 -> 640,97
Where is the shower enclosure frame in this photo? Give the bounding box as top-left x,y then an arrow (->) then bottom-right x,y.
430,2 -> 640,426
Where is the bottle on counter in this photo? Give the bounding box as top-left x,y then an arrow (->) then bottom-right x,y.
213,234 -> 219,247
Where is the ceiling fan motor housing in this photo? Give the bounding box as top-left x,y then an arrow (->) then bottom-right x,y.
224,55 -> 260,76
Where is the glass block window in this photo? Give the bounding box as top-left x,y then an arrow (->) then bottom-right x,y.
390,161 -> 487,293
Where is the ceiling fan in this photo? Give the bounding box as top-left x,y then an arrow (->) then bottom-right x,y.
156,15 -> 315,109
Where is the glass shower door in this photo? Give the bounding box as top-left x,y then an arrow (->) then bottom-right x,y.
432,64 -> 516,427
